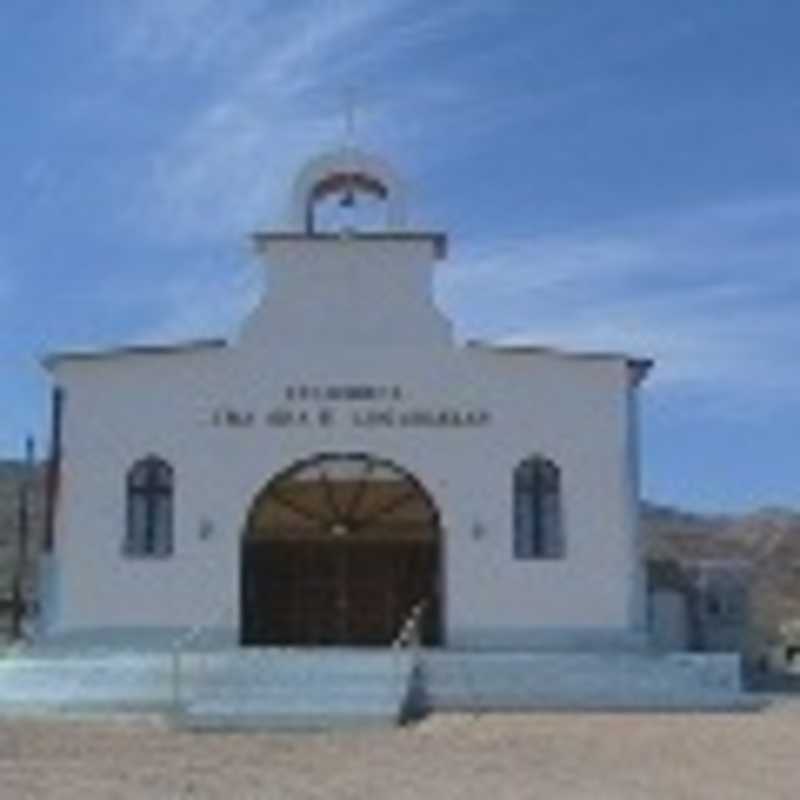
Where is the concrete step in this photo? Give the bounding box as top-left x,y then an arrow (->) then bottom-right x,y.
177,708 -> 403,732
0,647 -> 756,719
175,649 -> 416,729
419,651 -> 751,711
0,655 -> 172,711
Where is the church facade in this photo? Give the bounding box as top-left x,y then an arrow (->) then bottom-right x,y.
39,149 -> 652,652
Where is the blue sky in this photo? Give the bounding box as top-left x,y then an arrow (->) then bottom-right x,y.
1,1 -> 798,512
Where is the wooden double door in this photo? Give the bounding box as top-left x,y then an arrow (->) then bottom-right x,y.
241,536 -> 438,645
240,454 -> 441,646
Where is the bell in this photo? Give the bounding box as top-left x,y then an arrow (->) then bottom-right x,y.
340,188 -> 355,208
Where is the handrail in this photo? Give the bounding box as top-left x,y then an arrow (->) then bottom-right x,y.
392,599 -> 427,651
392,600 -> 428,719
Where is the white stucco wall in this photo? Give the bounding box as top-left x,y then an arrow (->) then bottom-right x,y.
43,231 -> 647,651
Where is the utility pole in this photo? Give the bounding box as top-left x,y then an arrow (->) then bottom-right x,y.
11,435 -> 35,640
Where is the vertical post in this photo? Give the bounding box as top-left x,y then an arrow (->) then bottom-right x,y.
9,574 -> 22,640
44,388 -> 63,553
11,436 -> 35,640
21,436 -> 34,566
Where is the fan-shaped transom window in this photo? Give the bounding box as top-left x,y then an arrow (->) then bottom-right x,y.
247,453 -> 439,541
125,455 -> 174,558
513,455 -> 564,559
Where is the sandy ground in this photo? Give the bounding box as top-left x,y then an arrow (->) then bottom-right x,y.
1,705 -> 798,800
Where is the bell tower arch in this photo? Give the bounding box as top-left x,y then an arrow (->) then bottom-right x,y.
286,147 -> 409,233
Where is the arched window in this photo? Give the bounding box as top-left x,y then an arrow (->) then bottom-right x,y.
125,456 -> 174,558
513,455 -> 564,559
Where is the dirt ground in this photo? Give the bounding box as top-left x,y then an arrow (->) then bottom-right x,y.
0,705 -> 798,800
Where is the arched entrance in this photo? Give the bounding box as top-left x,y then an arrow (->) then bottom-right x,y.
241,453 -> 442,646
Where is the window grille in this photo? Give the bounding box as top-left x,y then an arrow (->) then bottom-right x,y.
124,455 -> 174,558
513,455 -> 564,559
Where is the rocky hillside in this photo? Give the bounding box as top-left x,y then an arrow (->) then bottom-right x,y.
642,500 -> 800,563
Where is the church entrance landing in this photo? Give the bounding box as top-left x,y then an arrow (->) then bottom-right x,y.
241,454 -> 441,646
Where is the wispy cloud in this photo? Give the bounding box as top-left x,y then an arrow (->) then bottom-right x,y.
107,0 -> 431,242
107,0 -> 563,244
441,192 -> 800,402
105,0 -> 265,71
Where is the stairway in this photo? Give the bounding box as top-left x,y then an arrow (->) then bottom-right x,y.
175,648 -> 417,730
0,647 -> 757,721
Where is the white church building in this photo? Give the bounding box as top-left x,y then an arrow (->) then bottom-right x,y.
38,147 -> 654,656
21,147 -> 754,720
